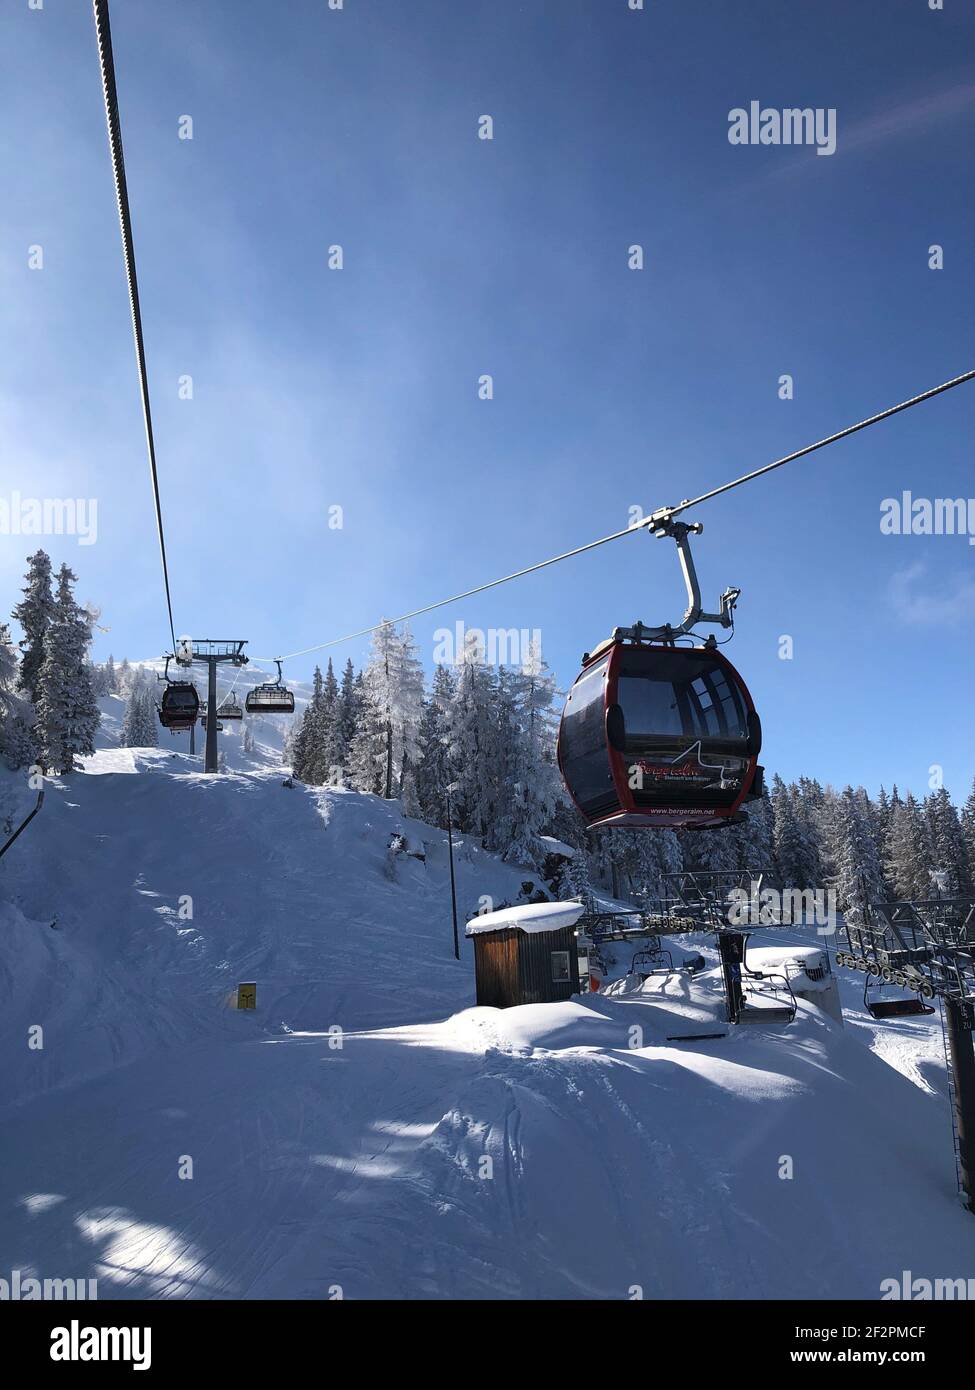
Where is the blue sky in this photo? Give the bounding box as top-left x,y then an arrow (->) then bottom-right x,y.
2,0 -> 974,799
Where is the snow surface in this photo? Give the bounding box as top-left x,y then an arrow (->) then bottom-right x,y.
466,900 -> 585,936
0,740 -> 972,1300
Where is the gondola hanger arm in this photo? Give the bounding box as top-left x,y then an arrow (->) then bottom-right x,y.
612,518 -> 739,645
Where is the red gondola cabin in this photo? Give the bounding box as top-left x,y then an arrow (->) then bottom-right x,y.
557,638 -> 763,831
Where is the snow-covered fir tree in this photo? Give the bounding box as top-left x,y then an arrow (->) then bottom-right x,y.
0,622 -> 36,769
12,549 -> 56,708
347,666 -> 387,796
880,785 -> 903,888
317,658 -> 345,786
962,778 -> 975,894
832,785 -> 886,922
34,564 -> 100,772
139,688 -> 158,747
771,774 -> 806,884
414,664 -> 456,825
120,683 -> 142,747
497,641 -> 562,868
887,792 -> 934,901
874,785 -> 893,861
121,679 -> 157,747
291,666 -> 325,785
391,626 -> 424,807
290,661 -> 344,787
733,791 -> 775,872
443,630 -> 499,837
333,659 -> 360,785
348,622 -> 424,800
924,786 -> 972,896
560,841 -> 594,903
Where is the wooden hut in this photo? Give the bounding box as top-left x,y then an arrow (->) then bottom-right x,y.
466,901 -> 585,1008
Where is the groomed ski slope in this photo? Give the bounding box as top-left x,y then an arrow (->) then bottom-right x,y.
0,746 -> 972,1300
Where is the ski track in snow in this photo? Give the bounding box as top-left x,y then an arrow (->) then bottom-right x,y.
0,739 -> 970,1300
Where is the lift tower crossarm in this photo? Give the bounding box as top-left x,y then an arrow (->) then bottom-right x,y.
175,639 -> 248,667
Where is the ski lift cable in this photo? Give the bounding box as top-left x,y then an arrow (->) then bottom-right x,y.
661,365 -> 975,522
212,663 -> 244,708
255,367 -> 975,665
92,0 -> 177,656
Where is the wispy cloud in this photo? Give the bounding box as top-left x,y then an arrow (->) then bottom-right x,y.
888,561 -> 975,626
841,82 -> 975,155
740,79 -> 975,188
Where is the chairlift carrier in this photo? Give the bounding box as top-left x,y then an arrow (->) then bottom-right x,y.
245,660 -> 296,715
216,693 -> 243,721
863,970 -> 936,1020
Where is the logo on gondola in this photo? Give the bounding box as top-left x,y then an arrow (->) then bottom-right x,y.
633,741 -> 727,786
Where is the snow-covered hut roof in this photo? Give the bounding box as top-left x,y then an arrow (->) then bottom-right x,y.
537,835 -> 576,859
465,900 -> 586,937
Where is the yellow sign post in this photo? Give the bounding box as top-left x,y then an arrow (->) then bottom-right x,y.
236,982 -> 257,1010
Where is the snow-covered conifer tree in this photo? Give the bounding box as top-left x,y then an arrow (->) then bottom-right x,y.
34,564 -> 100,772
348,623 -> 424,799
332,659 -> 360,785
317,658 -> 345,786
444,630 -> 498,837
414,665 -> 456,824
347,666 -> 387,796
733,791 -> 775,873
121,683 -> 144,747
771,774 -> 803,883
887,793 -> 935,901
139,687 -> 158,747
493,642 -> 562,868
925,786 -> 972,896
291,666 -> 324,784
392,626 -> 424,808
833,786 -> 886,923
12,549 -> 55,707
0,623 -> 36,768
962,778 -> 975,895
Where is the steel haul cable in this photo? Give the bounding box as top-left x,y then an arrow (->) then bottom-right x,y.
254,367 -> 975,665
92,0 -> 177,655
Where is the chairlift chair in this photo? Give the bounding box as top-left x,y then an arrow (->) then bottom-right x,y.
737,982 -> 797,1025
245,660 -> 295,715
629,942 -> 675,979
863,972 -> 935,1020
736,934 -> 798,1024
216,693 -> 243,721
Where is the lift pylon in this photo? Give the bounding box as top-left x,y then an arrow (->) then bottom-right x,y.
172,640 -> 248,774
